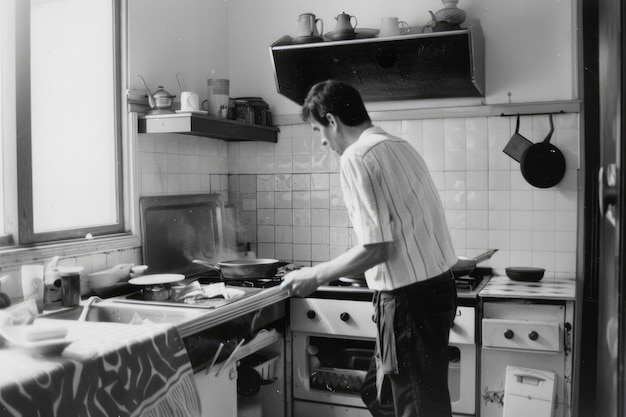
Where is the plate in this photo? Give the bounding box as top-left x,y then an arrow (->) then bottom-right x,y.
324,28 -> 379,41
291,35 -> 323,44
128,273 -> 185,286
175,110 -> 208,115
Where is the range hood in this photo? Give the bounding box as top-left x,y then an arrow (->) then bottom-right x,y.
269,20 -> 484,105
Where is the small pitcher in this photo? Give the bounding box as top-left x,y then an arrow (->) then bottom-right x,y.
334,12 -> 357,33
296,13 -> 324,38
379,17 -> 409,37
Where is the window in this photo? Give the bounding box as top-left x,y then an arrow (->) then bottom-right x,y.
2,0 -> 123,246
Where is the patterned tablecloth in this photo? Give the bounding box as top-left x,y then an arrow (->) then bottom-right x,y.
0,318 -> 200,417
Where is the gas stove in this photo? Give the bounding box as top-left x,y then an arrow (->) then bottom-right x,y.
314,268 -> 493,304
326,267 -> 493,291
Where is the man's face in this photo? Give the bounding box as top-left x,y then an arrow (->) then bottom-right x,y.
310,117 -> 341,155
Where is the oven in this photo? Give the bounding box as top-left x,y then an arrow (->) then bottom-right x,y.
289,272 -> 490,417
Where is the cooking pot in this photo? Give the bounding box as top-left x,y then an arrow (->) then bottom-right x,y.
519,114 -> 566,188
192,259 -> 280,280
503,114 -> 533,162
451,249 -> 498,277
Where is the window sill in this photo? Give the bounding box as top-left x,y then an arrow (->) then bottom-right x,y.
0,234 -> 141,268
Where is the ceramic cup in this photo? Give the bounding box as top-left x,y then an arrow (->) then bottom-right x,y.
379,17 -> 409,37
180,91 -> 200,112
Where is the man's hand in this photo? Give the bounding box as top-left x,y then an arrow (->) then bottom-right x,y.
280,267 -> 321,297
279,242 -> 392,298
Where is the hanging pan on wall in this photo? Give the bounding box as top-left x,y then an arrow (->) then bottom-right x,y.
519,114 -> 566,188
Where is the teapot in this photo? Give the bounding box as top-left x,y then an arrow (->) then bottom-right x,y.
137,75 -> 176,114
423,11 -> 456,32
334,12 -> 357,34
424,0 -> 466,32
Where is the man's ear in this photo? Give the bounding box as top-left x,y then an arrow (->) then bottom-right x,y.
326,112 -> 337,127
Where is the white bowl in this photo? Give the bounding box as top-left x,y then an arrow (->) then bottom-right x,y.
87,264 -> 134,297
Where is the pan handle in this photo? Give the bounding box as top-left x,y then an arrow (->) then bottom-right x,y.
473,249 -> 498,264
192,259 -> 220,272
192,260 -> 223,279
542,114 -> 554,143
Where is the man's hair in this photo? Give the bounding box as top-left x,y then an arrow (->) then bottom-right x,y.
301,80 -> 371,127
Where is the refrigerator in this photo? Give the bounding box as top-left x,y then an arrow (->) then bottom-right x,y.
581,0 -> 626,415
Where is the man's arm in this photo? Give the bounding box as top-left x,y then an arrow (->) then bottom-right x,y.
280,241 -> 392,297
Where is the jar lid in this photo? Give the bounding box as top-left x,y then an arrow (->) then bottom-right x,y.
58,266 -> 84,275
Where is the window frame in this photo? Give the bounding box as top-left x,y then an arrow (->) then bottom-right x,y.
14,0 -> 125,245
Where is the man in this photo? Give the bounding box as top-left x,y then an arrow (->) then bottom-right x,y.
280,80 -> 458,417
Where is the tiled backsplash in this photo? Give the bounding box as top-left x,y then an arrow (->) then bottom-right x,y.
4,113 -> 578,300
139,133 -> 230,195
227,113 -> 580,279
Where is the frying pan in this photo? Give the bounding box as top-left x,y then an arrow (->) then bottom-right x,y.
451,249 -> 498,277
519,114 -> 566,188
192,259 -> 280,280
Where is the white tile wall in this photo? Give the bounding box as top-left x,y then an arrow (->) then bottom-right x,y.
226,113 -> 580,279
139,133 -> 229,195
136,114 -> 579,279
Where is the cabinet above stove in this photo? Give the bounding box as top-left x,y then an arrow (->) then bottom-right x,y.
270,20 -> 485,105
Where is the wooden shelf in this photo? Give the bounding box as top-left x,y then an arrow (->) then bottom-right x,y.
138,113 -> 279,143
270,20 -> 485,105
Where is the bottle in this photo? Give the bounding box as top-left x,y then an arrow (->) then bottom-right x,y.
44,256 -> 62,304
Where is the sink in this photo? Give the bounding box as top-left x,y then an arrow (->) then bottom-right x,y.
43,302 -> 207,325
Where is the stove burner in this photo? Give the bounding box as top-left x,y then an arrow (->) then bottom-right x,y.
455,277 -> 481,291
227,277 -> 284,288
455,267 -> 493,291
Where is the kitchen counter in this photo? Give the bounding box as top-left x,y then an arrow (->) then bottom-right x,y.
164,284 -> 289,337
479,275 -> 576,301
0,285 -> 290,416
0,319 -> 199,417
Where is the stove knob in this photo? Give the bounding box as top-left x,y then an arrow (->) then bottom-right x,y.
307,310 -> 316,319
504,329 -> 514,339
340,312 -> 350,322
528,330 -> 539,341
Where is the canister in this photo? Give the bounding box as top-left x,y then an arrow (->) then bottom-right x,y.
59,266 -> 83,307
206,79 -> 229,117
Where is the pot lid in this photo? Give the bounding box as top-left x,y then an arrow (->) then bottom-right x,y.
153,86 -> 173,98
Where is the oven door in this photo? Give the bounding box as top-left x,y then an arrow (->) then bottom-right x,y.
290,298 -> 477,415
